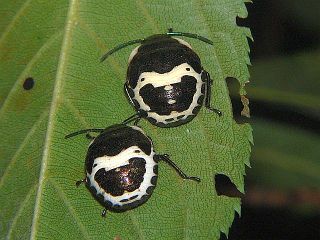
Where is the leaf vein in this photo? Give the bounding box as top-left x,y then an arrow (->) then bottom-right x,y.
50,179 -> 91,240
0,0 -> 33,46
0,30 -> 62,116
6,184 -> 38,240
0,109 -> 48,188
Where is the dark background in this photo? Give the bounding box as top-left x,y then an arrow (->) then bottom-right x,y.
223,1 -> 320,239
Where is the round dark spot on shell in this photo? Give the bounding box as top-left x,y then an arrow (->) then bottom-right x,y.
129,195 -> 138,200
147,117 -> 158,125
104,200 -> 113,208
146,185 -> 155,194
197,95 -> 204,105
165,118 -> 175,122
201,83 -> 205,93
23,77 -> 34,90
140,194 -> 149,202
139,110 -> 148,118
153,165 -> 158,174
141,78 -> 145,82
192,105 -> 202,114
134,150 -> 141,153
132,99 -> 141,109
120,198 -> 130,203
156,122 -> 167,127
186,68 -> 190,71
151,176 -> 157,185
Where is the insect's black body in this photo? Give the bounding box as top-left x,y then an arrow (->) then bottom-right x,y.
101,30 -> 221,128
125,35 -> 209,127
127,35 -> 202,77
66,124 -> 200,215
84,125 -> 157,212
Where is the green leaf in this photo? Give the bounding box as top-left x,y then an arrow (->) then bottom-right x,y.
0,1 -> 252,239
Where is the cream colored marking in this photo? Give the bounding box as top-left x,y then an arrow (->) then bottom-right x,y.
164,85 -> 173,90
172,37 -> 193,49
146,69 -> 204,124
90,146 -> 141,174
168,99 -> 176,104
135,63 -> 199,89
132,63 -> 204,123
128,45 -> 140,63
146,77 -> 203,124
131,125 -> 147,134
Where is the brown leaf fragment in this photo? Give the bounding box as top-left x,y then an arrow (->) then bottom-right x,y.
240,95 -> 250,117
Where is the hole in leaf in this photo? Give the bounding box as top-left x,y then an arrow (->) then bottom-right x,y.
226,77 -> 250,123
215,174 -> 243,198
236,16 -> 250,28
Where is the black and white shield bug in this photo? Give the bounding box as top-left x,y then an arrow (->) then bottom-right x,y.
65,124 -> 200,216
101,29 -> 222,128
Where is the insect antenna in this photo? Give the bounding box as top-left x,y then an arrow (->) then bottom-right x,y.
166,30 -> 213,45
65,128 -> 105,139
100,39 -> 144,62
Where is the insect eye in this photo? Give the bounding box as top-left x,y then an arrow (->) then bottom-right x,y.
186,68 -> 190,71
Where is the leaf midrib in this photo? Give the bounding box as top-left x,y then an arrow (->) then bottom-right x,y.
30,1 -> 79,239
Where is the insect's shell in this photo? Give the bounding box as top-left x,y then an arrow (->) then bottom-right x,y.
125,35 -> 206,127
85,124 -> 158,212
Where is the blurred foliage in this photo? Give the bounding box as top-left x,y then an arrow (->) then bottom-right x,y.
249,51 -> 320,116
278,0 -> 320,29
229,0 -> 320,217
247,51 -> 320,196
251,119 -> 319,190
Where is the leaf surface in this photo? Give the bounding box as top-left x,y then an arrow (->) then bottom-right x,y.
0,1 -> 252,239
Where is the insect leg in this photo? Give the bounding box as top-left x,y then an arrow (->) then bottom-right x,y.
122,113 -> 141,125
65,128 -> 105,139
123,83 -> 142,125
155,154 -> 201,182
202,71 -> 222,116
101,208 -> 107,217
76,178 -> 86,187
